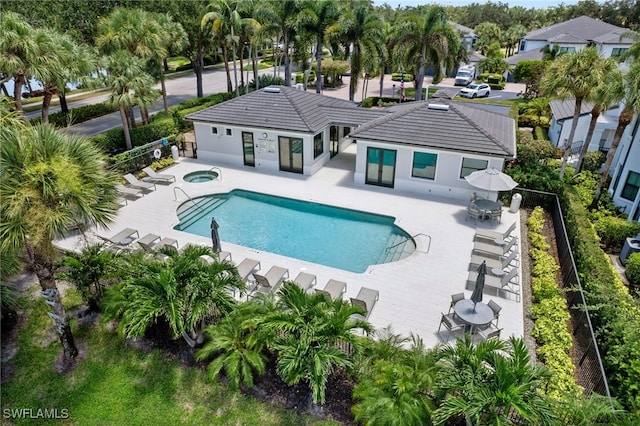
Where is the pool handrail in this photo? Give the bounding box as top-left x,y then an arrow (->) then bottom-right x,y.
173,186 -> 205,212
209,167 -> 222,181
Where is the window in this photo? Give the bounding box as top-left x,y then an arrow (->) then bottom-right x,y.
621,171 -> 640,201
558,46 -> 576,53
226,128 -> 232,136
314,132 -> 324,158
460,158 -> 488,178
211,127 -> 218,134
343,127 -> 351,137
412,152 -> 437,180
519,40 -> 526,52
611,48 -> 629,58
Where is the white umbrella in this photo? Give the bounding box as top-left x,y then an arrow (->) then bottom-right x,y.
464,167 -> 518,192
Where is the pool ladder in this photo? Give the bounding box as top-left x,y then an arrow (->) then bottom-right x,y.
386,233 -> 431,254
173,186 -> 204,212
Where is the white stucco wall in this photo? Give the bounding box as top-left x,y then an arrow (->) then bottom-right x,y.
353,140 -> 506,202
609,121 -> 640,220
518,39 -> 546,53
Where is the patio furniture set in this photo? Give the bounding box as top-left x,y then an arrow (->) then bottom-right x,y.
465,192 -> 503,224
438,293 -> 503,343
115,168 -> 176,206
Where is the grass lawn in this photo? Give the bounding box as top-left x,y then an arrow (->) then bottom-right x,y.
166,56 -> 191,71
1,286 -> 337,426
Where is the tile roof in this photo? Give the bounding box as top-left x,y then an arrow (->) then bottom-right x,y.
450,21 -> 476,37
524,16 -> 634,45
350,101 -> 516,157
185,86 -> 381,133
505,49 -> 544,65
550,99 -> 594,120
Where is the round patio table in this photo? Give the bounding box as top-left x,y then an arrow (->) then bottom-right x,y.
454,299 -> 494,334
474,199 -> 500,221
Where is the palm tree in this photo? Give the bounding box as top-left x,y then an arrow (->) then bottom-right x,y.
594,61 -> 640,205
332,0 -> 385,101
255,0 -> 300,87
540,47 -> 614,179
1,124 -> 120,362
296,0 -> 342,94
503,24 -> 527,57
392,7 -> 458,100
264,282 -> 370,406
474,22 -> 502,56
432,335 -> 556,425
102,245 -> 245,347
153,13 -> 188,114
540,44 -> 562,61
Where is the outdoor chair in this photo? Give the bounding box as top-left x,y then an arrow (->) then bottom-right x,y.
198,251 -> 232,265
235,258 -> 261,282
97,228 -> 139,249
487,300 -> 502,327
437,312 -> 465,342
137,233 -> 179,253
123,173 -> 156,192
490,208 -> 502,224
473,237 -> 518,259
474,222 -> 516,244
142,167 -> 176,184
116,184 -> 144,199
474,324 -> 502,343
465,203 -> 483,223
469,250 -> 518,275
466,267 -> 520,302
449,293 -> 465,313
315,279 -> 347,300
350,287 -> 380,320
249,266 -> 289,297
292,272 -> 317,292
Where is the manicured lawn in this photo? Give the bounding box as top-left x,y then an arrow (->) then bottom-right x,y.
1,287 -> 337,426
166,56 -> 191,71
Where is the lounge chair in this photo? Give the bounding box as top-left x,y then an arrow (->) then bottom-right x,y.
350,287 -> 379,320
142,167 -> 176,184
123,173 -> 156,192
97,228 -> 139,249
116,184 -> 144,199
474,222 -> 516,244
293,272 -> 317,292
437,312 -> 465,342
199,251 -> 232,264
137,234 -> 179,253
472,237 -> 518,259
315,279 -> 347,300
235,258 -> 260,281
466,267 -> 520,301
469,250 -> 518,275
250,266 -> 289,296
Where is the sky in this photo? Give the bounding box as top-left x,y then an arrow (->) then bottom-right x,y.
374,0 -> 588,8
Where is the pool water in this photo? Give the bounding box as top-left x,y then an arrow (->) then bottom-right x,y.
175,190 -> 414,273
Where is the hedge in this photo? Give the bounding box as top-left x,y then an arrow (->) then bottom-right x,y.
30,102 -> 118,127
527,206 -> 580,399
563,187 -> 640,410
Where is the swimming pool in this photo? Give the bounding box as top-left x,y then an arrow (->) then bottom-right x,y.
175,190 -> 415,273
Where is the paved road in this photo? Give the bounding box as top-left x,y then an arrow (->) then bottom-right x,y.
25,68 -> 525,137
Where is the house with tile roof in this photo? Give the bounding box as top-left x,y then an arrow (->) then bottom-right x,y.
186,86 -> 516,201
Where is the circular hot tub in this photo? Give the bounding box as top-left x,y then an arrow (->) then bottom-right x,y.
183,170 -> 219,183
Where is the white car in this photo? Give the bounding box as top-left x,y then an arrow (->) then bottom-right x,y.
459,83 -> 491,99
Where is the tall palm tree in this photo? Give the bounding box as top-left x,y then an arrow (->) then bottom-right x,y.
474,22 -> 502,56
392,7 -> 458,100
296,0 -> 342,94
1,124 -> 120,362
432,336 -> 556,425
332,0 -> 385,101
540,47 -> 614,179
255,0 -> 300,87
503,24 -> 527,57
594,61 -> 640,205
264,282 -> 370,406
153,13 -> 188,114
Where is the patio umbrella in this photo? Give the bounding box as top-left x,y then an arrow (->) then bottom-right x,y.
464,167 -> 518,192
210,217 -> 221,253
470,261 -> 487,310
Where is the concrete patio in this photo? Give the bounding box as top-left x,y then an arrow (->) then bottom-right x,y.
57,143 -> 524,348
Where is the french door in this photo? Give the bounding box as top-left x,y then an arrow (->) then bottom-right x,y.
366,147 -> 396,187
278,136 -> 303,174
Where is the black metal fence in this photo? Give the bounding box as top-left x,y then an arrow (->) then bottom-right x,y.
109,136 -> 177,174
506,188 -> 612,399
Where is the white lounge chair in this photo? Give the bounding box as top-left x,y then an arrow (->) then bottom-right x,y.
474,222 -> 516,244
137,233 -> 178,252
466,267 -> 520,301
142,167 -> 175,184
123,173 -> 156,192
235,258 -> 260,281
293,272 -> 317,292
315,279 -> 346,300
472,237 -> 518,259
470,250 -> 518,275
250,266 -> 289,296
97,228 -> 139,249
116,184 -> 144,199
350,287 -> 379,320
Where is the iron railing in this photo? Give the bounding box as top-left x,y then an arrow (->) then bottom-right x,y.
505,188 -> 612,399
109,136 -> 177,174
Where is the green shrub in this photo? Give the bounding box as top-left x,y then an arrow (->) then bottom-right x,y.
593,216 -> 640,251
391,72 -> 413,81
582,151 -> 606,173
30,102 -> 118,128
534,126 -> 549,140
626,253 -> 640,286
361,96 -> 400,108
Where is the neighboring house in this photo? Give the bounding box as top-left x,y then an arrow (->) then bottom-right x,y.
450,21 -> 477,51
517,16 -> 634,61
608,117 -> 640,221
548,99 -> 619,154
186,86 -> 516,202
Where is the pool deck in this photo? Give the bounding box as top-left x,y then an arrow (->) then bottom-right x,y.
56,143 -> 523,348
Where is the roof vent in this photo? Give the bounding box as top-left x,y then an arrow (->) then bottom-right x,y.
264,86 -> 281,93
427,103 -> 449,111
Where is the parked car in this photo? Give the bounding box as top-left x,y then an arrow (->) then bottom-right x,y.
454,65 -> 476,86
459,84 -> 491,98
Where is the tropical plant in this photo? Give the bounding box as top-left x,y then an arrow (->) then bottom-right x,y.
0,123 -> 120,361
264,282 -> 371,406
102,245 -> 245,347
474,21 -> 502,56
540,44 -> 562,61
503,24 -> 527,56
151,13 -> 188,114
540,47 -> 614,179
432,335 -> 556,425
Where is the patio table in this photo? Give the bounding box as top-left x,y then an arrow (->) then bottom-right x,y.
454,299 -> 494,334
474,199 -> 500,221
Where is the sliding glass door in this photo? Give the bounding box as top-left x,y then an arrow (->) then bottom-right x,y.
278,136 -> 303,174
242,132 -> 255,166
366,147 -> 396,187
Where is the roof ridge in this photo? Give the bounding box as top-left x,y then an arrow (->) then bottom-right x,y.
282,87 -> 315,133
449,102 -> 512,155
352,101 -> 427,134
